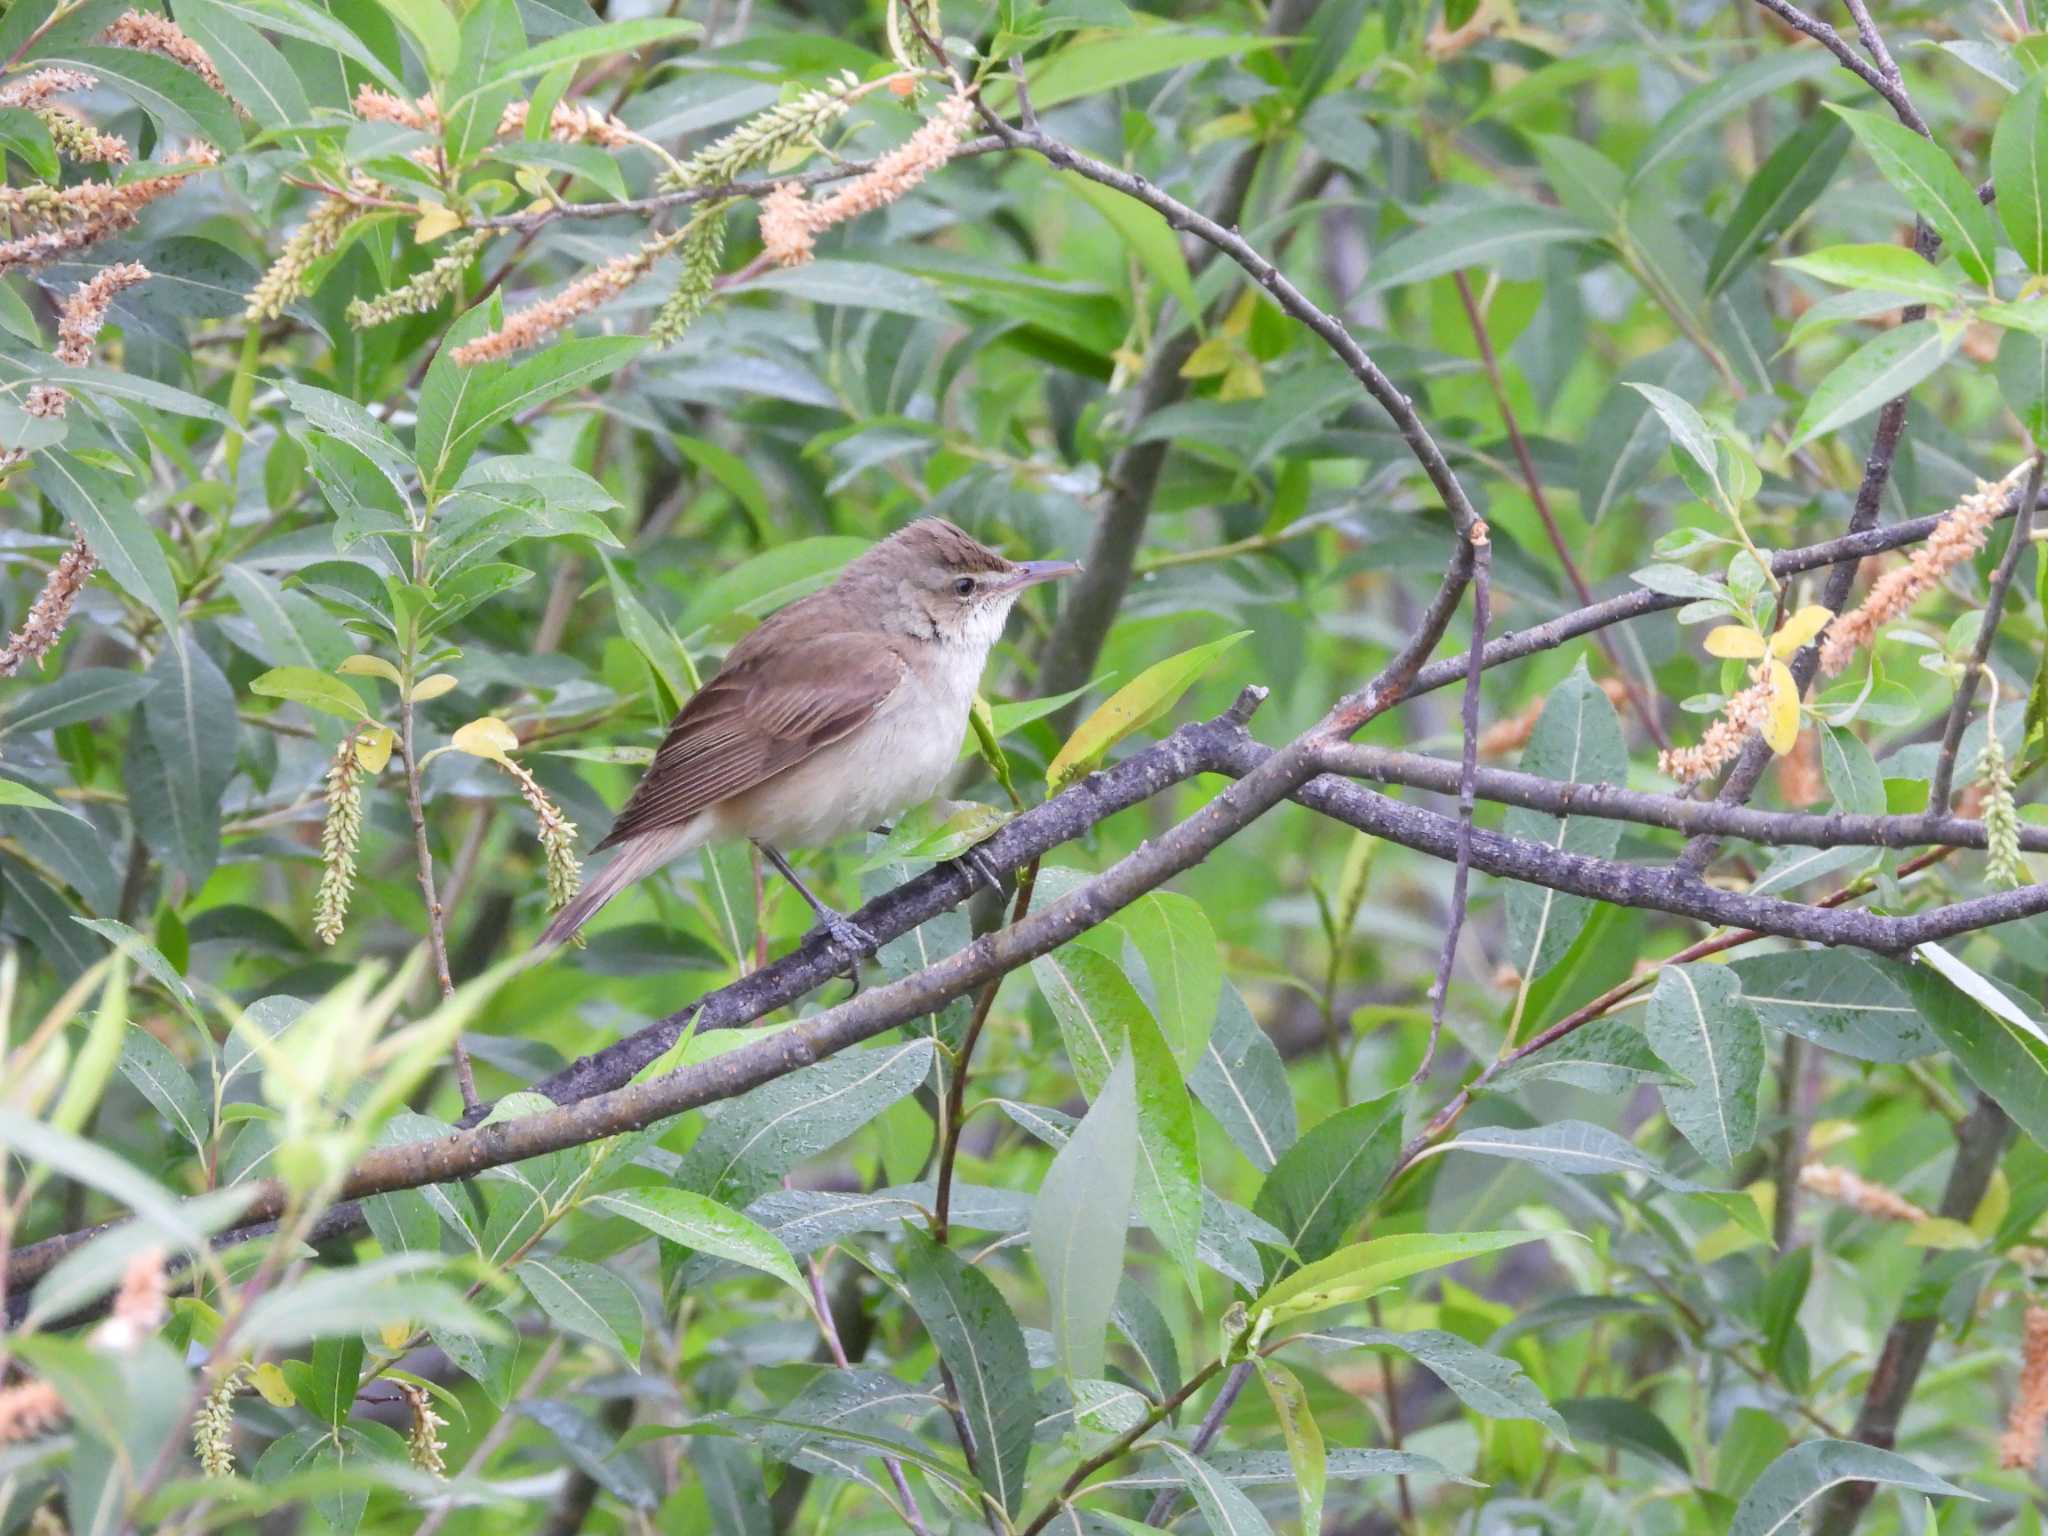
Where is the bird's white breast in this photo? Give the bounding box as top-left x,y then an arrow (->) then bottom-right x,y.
714,635 -> 987,851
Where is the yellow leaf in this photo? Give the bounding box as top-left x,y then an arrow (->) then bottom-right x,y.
1704,624 -> 1766,659
379,1322 -> 413,1352
1049,632 -> 1250,792
1769,604 -> 1835,658
1179,335 -> 1235,379
413,201 -> 463,243
250,1363 -> 297,1408
411,673 -> 459,701
1763,658 -> 1800,754
355,725 -> 395,775
1904,1217 -> 1981,1250
1219,358 -> 1266,400
338,654 -> 403,685
450,716 -> 518,763
1220,287 -> 1259,338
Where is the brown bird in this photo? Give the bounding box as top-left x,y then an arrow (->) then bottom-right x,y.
539,518 -> 1080,953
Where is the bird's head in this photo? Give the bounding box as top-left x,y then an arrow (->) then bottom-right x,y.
844,517 -> 1081,649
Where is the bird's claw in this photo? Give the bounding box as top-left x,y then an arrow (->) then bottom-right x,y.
819,912 -> 879,961
954,847 -> 1008,897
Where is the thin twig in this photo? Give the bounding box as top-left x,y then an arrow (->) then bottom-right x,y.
1417,524 -> 1490,1080
1449,271 -> 1667,748
1141,1360 -> 1254,1525
1750,0 -> 1929,133
1929,451 -> 2042,808
400,688 -> 475,1112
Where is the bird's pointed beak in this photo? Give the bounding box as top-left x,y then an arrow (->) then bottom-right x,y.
1002,558 -> 1083,592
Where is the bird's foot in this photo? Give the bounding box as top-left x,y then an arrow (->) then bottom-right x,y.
953,846 -> 1009,897
815,911 -> 879,983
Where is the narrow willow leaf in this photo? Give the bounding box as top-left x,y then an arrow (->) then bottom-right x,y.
1159,1443 -> 1278,1536
897,1228 -> 1035,1516
515,1255 -> 643,1366
1503,663 -> 1628,978
1995,72 -> 2048,273
35,451 -> 179,628
518,1400 -> 661,1510
1032,1048 -> 1137,1380
1256,1360 -> 1324,1533
1788,320 -> 1961,449
1365,203 -> 1594,291
1731,1440 -> 1973,1536
584,1188 -> 804,1299
1645,965 -> 1764,1165
1905,945 -> 2048,1146
1047,631 -> 1248,790
1828,104 -> 1999,286
1707,113 -> 1851,294
1439,1121 -> 1704,1193
675,1039 -> 934,1205
1634,50 -> 1832,183
1252,1093 -> 1402,1266
1730,950 -> 1932,1062
1294,1326 -> 1568,1441
1189,981 -> 1298,1172
1255,1231 -> 1546,1322
1116,890 -> 1222,1067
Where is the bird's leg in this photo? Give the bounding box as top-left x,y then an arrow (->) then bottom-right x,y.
754,841 -> 878,970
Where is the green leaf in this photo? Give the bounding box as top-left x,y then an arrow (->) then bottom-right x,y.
1999,325 -> 2048,446
0,668 -> 153,739
598,549 -> 695,714
1645,964 -> 1764,1166
673,435 -> 774,543
442,0 -> 522,165
1012,26 -> 1280,111
1438,1120 -> 1705,1193
1788,320 -> 1961,449
417,332 -> 643,492
240,1257 -> 489,1347
1817,721 -> 1885,814
131,636 -> 238,886
1365,203 -> 1594,291
675,1039 -> 936,1205
1995,71 -> 2048,274
1254,1230 -> 1547,1322
1530,134 -> 1626,232
1256,1360 -> 1325,1534
1555,1397 -> 1689,1475
0,778 -> 62,812
1032,1045 -> 1137,1380
1828,104 -> 1999,287
1775,244 -> 1959,307
1031,947 -> 1201,1290
1627,382 -> 1723,493
369,0 -> 458,82
1115,890 -> 1221,1068
38,45 -> 242,146
35,451 -> 179,628
1158,1442 -> 1278,1535
1707,113 -> 1852,294
489,15 -> 698,79
1502,663 -> 1628,978
1047,630 -> 1247,790
1251,1093 -> 1402,1266
676,536 -> 867,638
1295,1327 -> 1568,1441
1731,1440 -> 1973,1536
1730,950 -> 1933,1062
1065,170 -> 1200,321
250,665 -> 375,723
175,0 -> 310,128
1906,944 -> 2048,1147
518,1400 -> 661,1510
583,1188 -> 805,1299
515,1255 -> 643,1366
1188,980 -> 1297,1172
1634,50 -> 1833,184
897,1228 -> 1035,1516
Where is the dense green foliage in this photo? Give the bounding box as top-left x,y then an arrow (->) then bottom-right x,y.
10,0 -> 2048,1533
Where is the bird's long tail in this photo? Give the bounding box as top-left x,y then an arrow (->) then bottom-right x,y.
536,824 -> 699,952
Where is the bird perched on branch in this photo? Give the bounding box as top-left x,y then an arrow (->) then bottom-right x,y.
539,518 -> 1080,954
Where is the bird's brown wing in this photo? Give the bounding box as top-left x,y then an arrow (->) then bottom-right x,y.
595,632 -> 907,850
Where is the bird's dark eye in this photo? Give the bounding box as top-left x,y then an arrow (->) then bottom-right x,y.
953,576 -> 976,596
